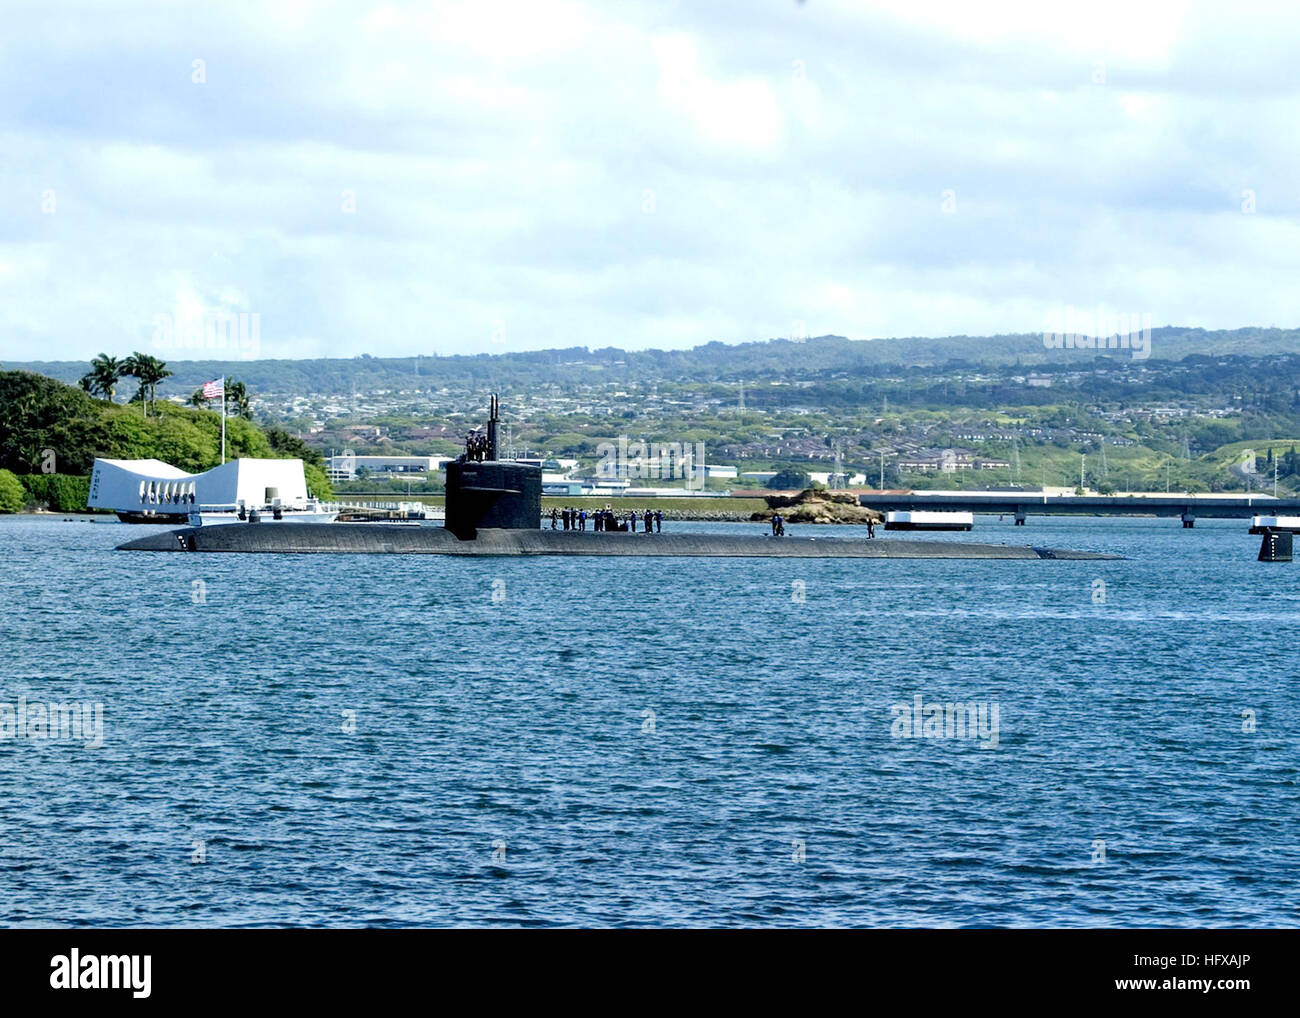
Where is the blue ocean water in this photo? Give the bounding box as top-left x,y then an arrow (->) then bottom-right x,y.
1,514 -> 1298,928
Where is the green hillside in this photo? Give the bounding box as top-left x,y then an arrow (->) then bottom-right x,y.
1203,439 -> 1300,466
6,326 -> 1300,397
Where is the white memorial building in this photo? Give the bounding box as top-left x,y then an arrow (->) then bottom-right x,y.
89,458 -> 314,521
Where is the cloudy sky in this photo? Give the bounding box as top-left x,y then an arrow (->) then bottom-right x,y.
2,0 -> 1298,361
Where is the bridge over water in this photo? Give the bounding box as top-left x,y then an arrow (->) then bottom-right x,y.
856,491 -> 1300,527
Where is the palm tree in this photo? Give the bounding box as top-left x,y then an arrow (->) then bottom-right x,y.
93,353 -> 123,401
143,356 -> 173,413
121,354 -> 144,413
79,353 -> 123,401
122,352 -> 172,416
225,379 -> 251,419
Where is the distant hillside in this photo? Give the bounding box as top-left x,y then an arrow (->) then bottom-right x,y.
6,327 -> 1298,398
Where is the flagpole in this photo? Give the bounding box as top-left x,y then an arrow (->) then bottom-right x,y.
220,376 -> 226,464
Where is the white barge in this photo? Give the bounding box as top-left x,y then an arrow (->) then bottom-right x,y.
1249,515 -> 1300,534
884,510 -> 974,532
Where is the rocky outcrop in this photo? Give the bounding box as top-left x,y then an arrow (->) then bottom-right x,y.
751,488 -> 884,525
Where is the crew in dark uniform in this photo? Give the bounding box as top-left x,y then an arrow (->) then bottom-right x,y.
550,508 -> 558,529
655,510 -> 662,532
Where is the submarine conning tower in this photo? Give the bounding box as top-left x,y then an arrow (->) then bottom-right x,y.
444,393 -> 542,540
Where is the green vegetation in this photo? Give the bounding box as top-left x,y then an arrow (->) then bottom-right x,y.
17,327 -> 1300,397
0,469 -> 25,513
17,474 -> 90,512
13,336 -> 1300,502
77,348 -> 181,416
0,369 -> 333,510
78,353 -> 125,402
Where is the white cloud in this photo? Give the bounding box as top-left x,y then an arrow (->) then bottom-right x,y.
652,34 -> 785,152
0,0 -> 1297,361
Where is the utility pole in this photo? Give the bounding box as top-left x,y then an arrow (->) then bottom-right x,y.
1080,454 -> 1085,490
879,451 -> 885,490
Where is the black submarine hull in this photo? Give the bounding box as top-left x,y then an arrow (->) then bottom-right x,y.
117,523 -> 1118,559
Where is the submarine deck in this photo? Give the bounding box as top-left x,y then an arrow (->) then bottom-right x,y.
116,524 -> 1119,559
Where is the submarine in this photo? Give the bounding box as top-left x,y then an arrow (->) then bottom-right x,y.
117,395 -> 1119,561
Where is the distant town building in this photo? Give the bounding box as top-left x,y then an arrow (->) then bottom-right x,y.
898,449 -> 1010,473
325,454 -> 452,482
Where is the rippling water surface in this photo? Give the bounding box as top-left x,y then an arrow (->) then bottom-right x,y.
2,514 -> 1298,927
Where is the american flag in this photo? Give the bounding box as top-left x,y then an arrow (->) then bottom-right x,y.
201,378 -> 223,400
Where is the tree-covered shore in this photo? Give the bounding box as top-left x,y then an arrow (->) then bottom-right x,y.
0,370 -> 332,513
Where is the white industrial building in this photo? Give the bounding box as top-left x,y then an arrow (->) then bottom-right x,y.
88,458 -> 313,518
